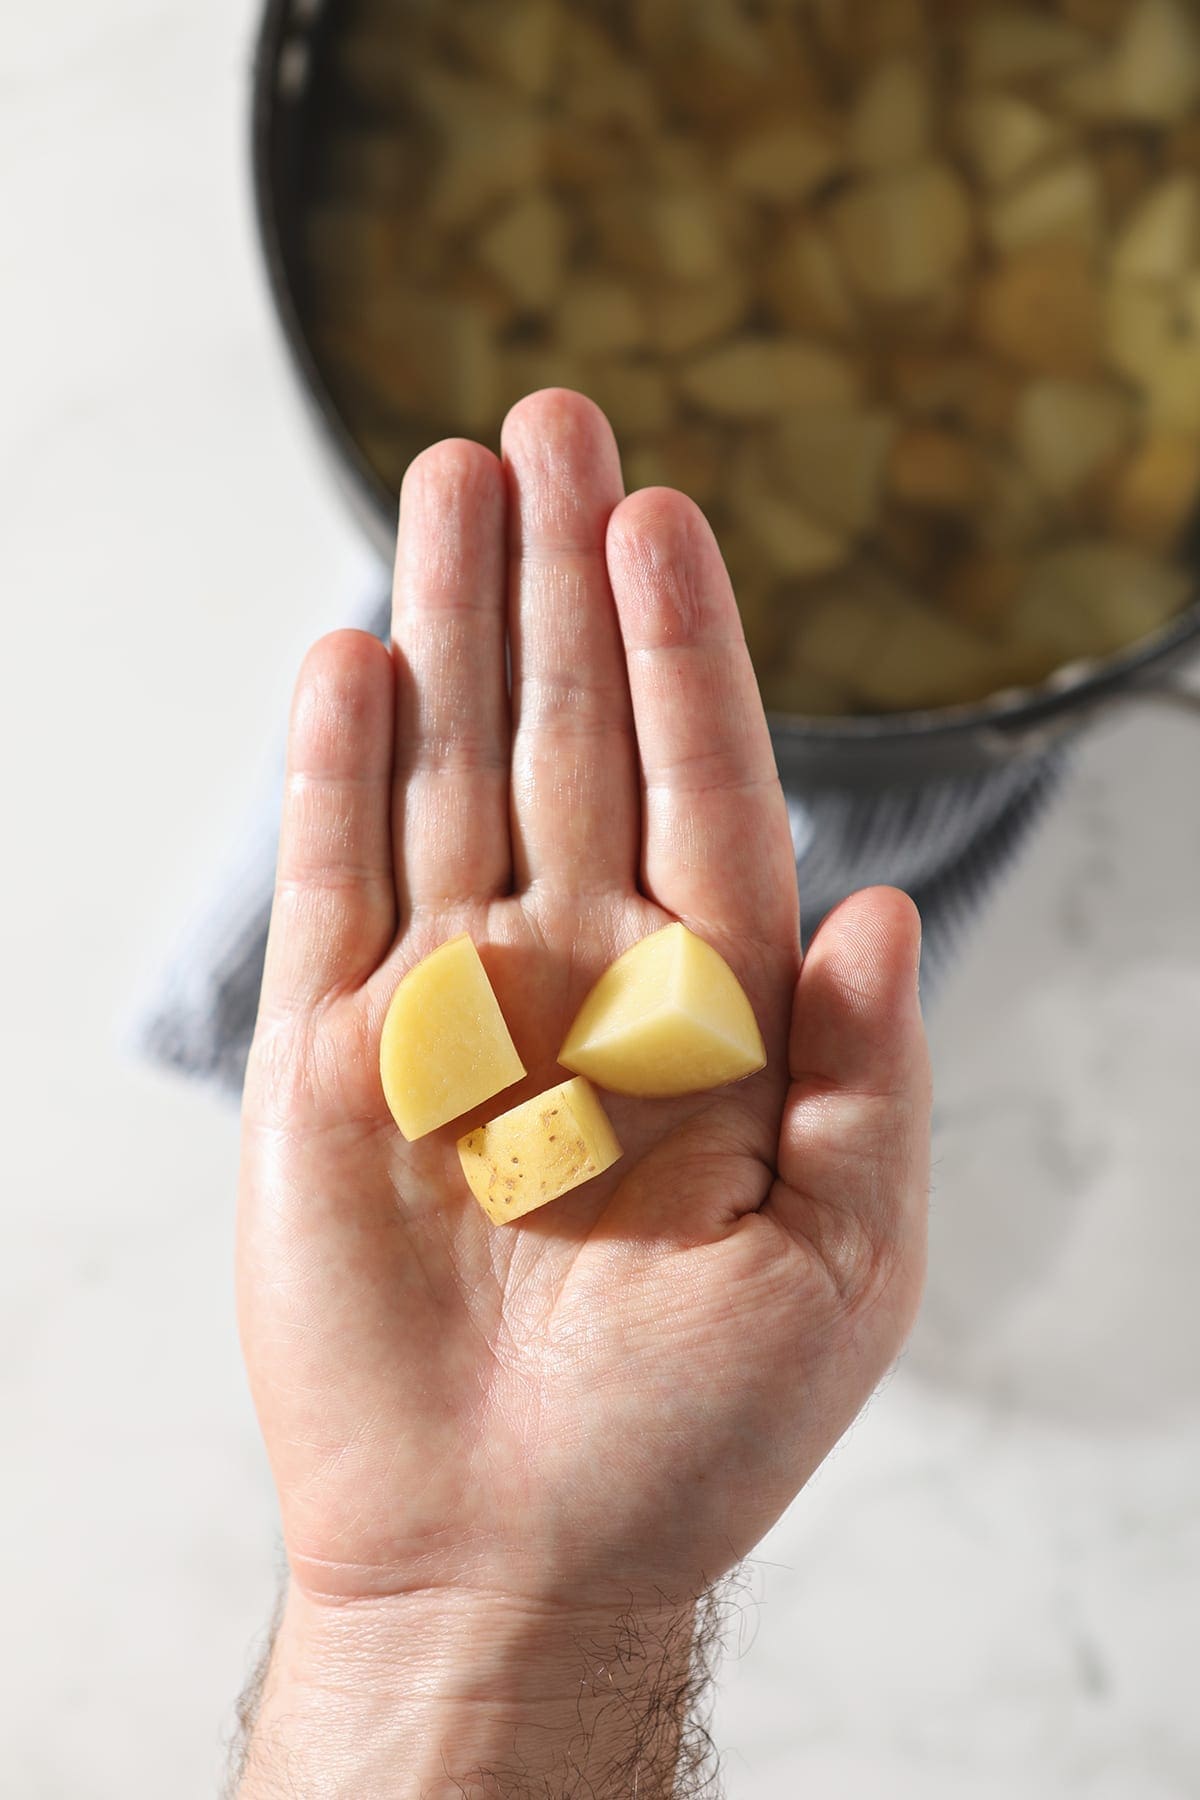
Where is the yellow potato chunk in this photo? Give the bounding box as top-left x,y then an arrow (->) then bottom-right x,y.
956,93 -> 1067,190
558,924 -> 766,1098
379,936 -> 525,1141
832,162 -> 974,307
458,1078 -> 622,1224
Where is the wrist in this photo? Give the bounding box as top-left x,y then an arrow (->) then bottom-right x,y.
236,1582 -> 709,1799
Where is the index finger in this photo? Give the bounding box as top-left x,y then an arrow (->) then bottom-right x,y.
606,486 -> 800,950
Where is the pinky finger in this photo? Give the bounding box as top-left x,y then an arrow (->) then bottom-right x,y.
260,630 -> 397,1014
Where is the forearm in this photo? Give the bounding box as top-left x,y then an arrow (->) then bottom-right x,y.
233,1582 -> 722,1799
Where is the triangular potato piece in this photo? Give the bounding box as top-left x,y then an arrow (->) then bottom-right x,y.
380,935 -> 525,1140
559,924 -> 766,1098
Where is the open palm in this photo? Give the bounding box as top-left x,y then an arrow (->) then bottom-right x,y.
238,390 -> 931,1620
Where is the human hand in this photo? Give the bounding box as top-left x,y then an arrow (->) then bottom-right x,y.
234,390 -> 931,1797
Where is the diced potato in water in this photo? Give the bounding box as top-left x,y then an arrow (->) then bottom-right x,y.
956,93 -> 1067,190
889,425 -> 984,514
772,408 -> 898,534
1105,280 -> 1175,385
304,0 -> 1200,718
762,223 -> 860,339
416,77 -> 547,227
1111,173 -> 1200,283
975,241 -> 1104,379
727,119 -> 845,202
987,156 -> 1103,255
458,1078 -> 621,1224
1012,541 -> 1191,662
787,564 -> 1003,711
447,0 -> 559,98
736,486 -> 851,578
679,337 -> 861,419
833,162 -> 974,307
314,294 -> 499,434
1094,135 -> 1161,220
886,351 -> 1020,436
556,278 -> 648,356
624,424 -> 724,507
808,0 -> 928,64
1113,279 -> 1200,431
939,554 -> 1027,634
849,56 -> 933,172
1107,432 -> 1200,550
647,266 -> 749,355
559,923 -> 765,1098
1097,0 -> 1200,125
1016,380 -> 1135,502
477,191 -> 569,312
1060,0 -> 1131,30
582,359 -> 673,434
963,10 -> 1095,84
380,936 -> 526,1142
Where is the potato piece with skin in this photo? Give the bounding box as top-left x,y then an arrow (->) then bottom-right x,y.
1107,431 -> 1200,549
832,162 -> 974,308
679,337 -> 861,419
975,241 -> 1104,378
380,936 -> 526,1142
1016,379 -> 1135,502
458,1079 -> 621,1224
558,924 -> 766,1099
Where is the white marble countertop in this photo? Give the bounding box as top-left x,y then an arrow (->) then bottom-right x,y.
3,4 -> 1197,1795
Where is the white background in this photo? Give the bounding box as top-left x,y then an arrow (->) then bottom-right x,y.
2,4 -> 1198,1795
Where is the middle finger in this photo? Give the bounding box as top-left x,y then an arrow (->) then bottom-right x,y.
503,389 -> 639,896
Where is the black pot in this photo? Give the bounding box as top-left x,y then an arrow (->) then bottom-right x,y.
250,0 -> 1200,795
